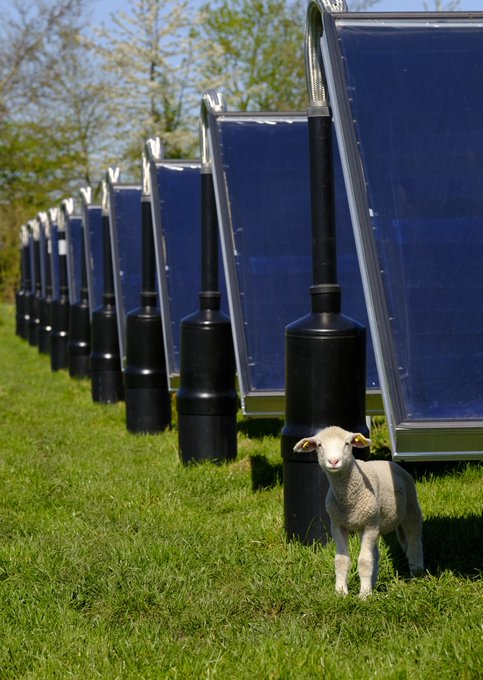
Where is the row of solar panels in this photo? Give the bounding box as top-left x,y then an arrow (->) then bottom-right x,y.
17,9 -> 483,462
22,110 -> 380,410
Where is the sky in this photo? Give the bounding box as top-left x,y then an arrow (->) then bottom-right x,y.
90,0 -> 483,26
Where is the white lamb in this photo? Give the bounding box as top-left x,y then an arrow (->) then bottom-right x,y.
293,426 -> 424,597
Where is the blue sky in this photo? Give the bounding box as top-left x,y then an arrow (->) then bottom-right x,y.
90,0 -> 483,26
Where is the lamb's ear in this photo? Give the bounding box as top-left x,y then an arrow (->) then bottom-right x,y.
293,436 -> 319,453
349,433 -> 371,448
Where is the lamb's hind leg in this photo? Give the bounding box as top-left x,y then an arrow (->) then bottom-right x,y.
332,524 -> 350,595
358,526 -> 380,597
400,510 -> 424,577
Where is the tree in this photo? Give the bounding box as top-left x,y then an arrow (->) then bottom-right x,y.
0,0 -> 87,117
194,0 -> 307,112
193,0 -> 384,113
91,0 -> 198,173
0,0 -> 107,301
423,0 -> 461,9
348,1 -> 381,8
39,29 -> 116,190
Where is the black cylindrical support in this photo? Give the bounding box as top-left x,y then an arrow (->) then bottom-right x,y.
141,197 -> 157,298
28,234 -> 41,346
201,172 -> 219,293
38,224 -> 52,355
177,170 -> 237,463
281,110 -> 368,545
309,114 -> 337,286
90,212 -> 123,403
16,231 -> 29,339
124,195 -> 171,433
68,231 -> 90,378
21,234 -> 32,341
50,229 -> 70,371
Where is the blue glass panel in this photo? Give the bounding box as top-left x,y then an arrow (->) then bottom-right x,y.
151,161 -> 228,382
65,215 -> 83,305
83,204 -> 103,317
109,185 -> 142,367
212,115 -> 378,409
334,20 -> 483,422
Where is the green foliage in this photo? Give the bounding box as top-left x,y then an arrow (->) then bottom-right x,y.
0,120 -> 81,209
91,0 -> 199,170
195,0 -> 307,111
0,303 -> 482,678
0,118 -> 84,302
0,210 -> 21,303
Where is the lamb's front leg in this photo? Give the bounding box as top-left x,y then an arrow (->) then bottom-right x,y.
331,524 -> 350,595
358,526 -> 380,598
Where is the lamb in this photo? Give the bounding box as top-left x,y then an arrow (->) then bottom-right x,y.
293,426 -> 424,597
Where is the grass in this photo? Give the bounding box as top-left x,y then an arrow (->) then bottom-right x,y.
0,303 -> 482,679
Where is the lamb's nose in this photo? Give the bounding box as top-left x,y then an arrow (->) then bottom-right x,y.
328,458 -> 339,467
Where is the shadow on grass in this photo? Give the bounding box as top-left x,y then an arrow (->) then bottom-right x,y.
238,418 -> 282,439
250,454 -> 283,492
399,460 -> 478,481
383,513 -> 483,578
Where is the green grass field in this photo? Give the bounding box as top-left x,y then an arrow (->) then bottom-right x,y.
0,304 -> 482,679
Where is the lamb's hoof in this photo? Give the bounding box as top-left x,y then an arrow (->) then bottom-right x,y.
409,565 -> 424,578
335,586 -> 349,597
358,589 -> 372,599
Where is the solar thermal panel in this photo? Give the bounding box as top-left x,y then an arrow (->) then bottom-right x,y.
108,183 -> 143,370
208,111 -> 379,415
65,213 -> 83,305
82,203 -> 103,319
322,11 -> 483,459
149,160 -> 203,387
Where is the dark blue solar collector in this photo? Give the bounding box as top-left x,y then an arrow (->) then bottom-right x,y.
322,10 -> 483,460
149,157 -> 202,387
108,183 -> 143,369
64,202 -> 83,307
208,109 -> 379,416
80,189 -> 103,321
48,209 -> 60,302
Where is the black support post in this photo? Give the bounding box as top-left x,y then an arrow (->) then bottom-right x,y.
177,152 -> 237,464
16,227 -> 30,340
281,1 -> 367,545
50,223 -> 70,371
124,189 -> 171,433
27,223 -> 41,347
38,215 -> 52,355
68,223 -> 91,379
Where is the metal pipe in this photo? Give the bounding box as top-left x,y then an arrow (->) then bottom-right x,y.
199,89 -> 226,306
50,208 -> 70,370
27,219 -> 41,346
102,181 -> 115,304
305,1 -> 347,108
141,153 -> 157,306
16,226 -> 30,339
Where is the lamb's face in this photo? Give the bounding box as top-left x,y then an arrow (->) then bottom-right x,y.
316,432 -> 353,473
293,426 -> 371,474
